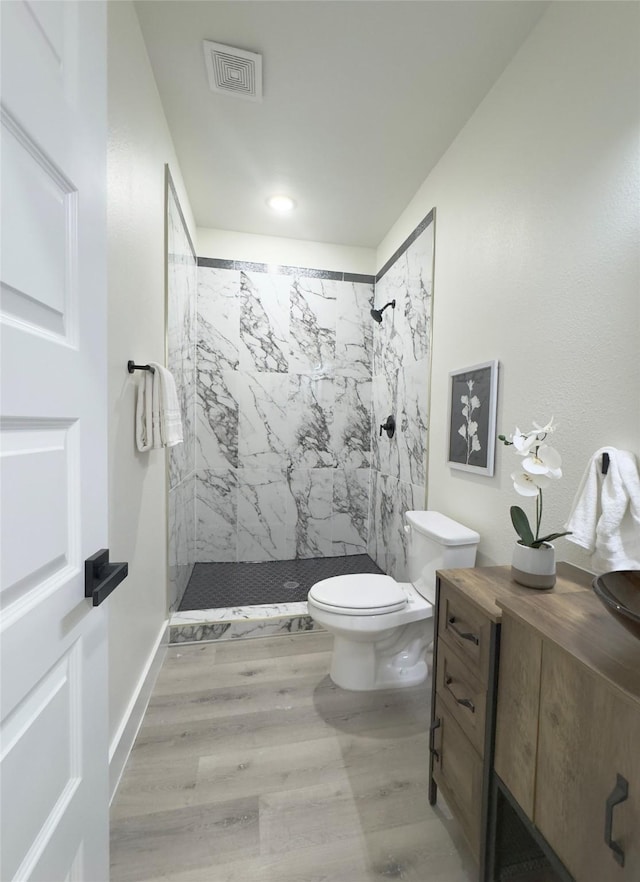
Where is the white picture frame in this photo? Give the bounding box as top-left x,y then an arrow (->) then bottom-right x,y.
447,360 -> 499,476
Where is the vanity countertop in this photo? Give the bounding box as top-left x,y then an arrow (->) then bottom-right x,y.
436,562 -> 590,624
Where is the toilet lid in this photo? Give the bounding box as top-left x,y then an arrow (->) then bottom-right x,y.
308,574 -> 407,615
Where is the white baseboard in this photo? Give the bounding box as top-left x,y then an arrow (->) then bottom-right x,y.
108,621 -> 169,803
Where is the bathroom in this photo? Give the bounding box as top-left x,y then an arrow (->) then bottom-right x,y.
2,0 -> 638,880
108,0 -> 638,875
109,4 -> 640,868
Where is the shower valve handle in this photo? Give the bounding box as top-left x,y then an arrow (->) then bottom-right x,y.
379,415 -> 396,439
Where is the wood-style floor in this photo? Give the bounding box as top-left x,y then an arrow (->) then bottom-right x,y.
110,631 -> 477,882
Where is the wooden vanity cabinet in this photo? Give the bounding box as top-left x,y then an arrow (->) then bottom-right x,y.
430,565 -> 590,881
432,696 -> 484,858
430,569 -> 500,872
537,640 -> 640,880
495,591 -> 640,881
492,615 -> 542,820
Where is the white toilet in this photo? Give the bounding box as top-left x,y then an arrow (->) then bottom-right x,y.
307,511 -> 480,691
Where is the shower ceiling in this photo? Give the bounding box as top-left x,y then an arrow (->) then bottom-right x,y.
134,1 -> 548,248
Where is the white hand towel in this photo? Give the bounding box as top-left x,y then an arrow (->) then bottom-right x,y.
135,368 -> 155,452
565,447 -> 640,572
594,450 -> 640,571
135,364 -> 183,451
564,447 -> 608,552
150,362 -> 183,448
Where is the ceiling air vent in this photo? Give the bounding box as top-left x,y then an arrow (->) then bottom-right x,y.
203,40 -> 263,102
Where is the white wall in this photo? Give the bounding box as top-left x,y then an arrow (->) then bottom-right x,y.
198,226 -> 375,276
107,0 -> 196,775
378,1 -> 640,568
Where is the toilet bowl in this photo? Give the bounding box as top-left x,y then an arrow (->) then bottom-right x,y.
308,575 -> 433,690
307,511 -> 480,691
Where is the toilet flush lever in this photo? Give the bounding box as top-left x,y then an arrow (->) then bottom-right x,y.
379,415 -> 395,439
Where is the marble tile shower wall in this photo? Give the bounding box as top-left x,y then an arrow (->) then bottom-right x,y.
167,184 -> 197,610
368,218 -> 433,580
196,266 -> 374,562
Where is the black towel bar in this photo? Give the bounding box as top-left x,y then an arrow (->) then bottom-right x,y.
127,360 -> 155,374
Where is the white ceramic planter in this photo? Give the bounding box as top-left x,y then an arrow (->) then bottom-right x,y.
511,541 -> 556,589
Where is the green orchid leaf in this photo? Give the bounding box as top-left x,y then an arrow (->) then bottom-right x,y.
510,506 -> 535,546
532,531 -> 573,547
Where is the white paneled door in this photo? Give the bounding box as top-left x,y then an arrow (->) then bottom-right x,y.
0,2 -> 110,880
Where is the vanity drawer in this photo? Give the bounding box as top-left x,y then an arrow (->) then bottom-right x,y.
438,580 -> 492,684
437,636 -> 487,757
432,697 -> 482,860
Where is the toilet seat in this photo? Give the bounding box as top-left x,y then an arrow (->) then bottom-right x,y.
308,574 -> 407,616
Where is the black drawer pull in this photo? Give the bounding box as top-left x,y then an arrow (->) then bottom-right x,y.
447,616 -> 480,646
605,774 -> 628,866
456,697 -> 475,712
429,717 -> 441,761
444,676 -> 476,713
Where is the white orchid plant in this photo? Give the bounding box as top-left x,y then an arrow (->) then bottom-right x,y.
498,418 -> 572,549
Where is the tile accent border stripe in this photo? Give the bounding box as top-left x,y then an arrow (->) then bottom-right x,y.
197,256 -> 375,284
375,207 -> 436,283
200,257 -> 234,270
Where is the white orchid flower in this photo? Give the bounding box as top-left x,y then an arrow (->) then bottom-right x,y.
470,395 -> 481,410
522,444 -> 562,479
532,417 -> 556,436
511,428 -> 538,456
511,470 -> 551,496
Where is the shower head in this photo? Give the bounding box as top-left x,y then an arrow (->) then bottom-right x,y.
370,300 -> 396,324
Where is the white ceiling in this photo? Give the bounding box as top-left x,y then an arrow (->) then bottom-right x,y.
135,1 -> 548,248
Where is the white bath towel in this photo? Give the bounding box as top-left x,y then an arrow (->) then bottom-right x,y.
564,447 -> 640,572
135,363 -> 183,451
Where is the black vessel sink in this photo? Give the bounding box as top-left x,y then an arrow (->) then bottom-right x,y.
592,570 -> 640,641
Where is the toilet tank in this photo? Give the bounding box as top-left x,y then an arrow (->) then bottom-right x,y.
405,511 -> 480,604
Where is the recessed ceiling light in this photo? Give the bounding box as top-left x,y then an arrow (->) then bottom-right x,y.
267,195 -> 295,213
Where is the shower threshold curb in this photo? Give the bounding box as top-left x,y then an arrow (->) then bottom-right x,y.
168,602 -> 323,644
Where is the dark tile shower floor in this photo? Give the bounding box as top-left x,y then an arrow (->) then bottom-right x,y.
179,554 -> 385,611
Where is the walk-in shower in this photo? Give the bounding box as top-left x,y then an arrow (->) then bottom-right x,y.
166,195 -> 436,628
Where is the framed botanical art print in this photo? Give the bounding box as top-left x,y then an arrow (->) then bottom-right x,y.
447,360 -> 499,476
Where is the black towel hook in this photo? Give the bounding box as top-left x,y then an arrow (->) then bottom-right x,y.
602,452 -> 610,475
127,360 -> 155,374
